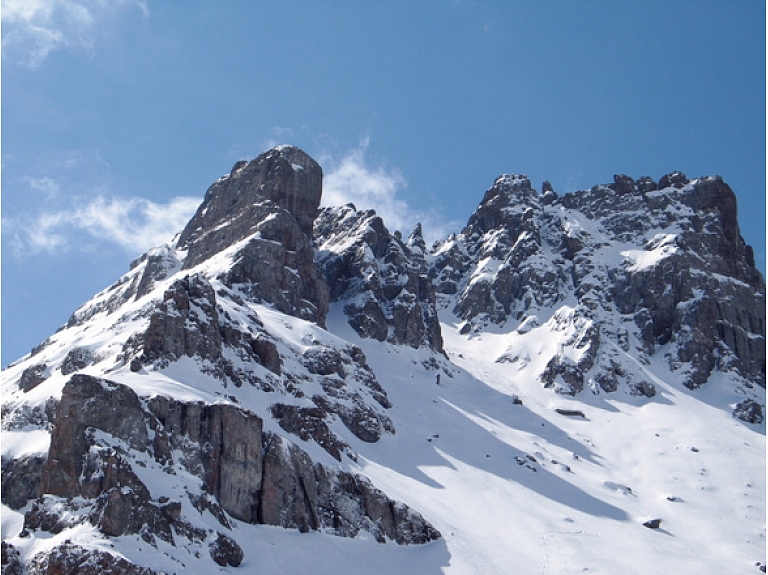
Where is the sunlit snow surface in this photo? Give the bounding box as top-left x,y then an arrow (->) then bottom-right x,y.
279,304 -> 763,575
621,233 -> 679,272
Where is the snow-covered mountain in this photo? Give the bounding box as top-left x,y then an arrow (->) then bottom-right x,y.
2,146 -> 764,574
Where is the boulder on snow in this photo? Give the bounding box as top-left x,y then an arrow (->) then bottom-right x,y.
733,399 -> 764,424
209,532 -> 244,567
19,363 -> 48,392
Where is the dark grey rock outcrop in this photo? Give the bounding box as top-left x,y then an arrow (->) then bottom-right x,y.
139,274 -> 224,365
41,374 -> 149,499
606,175 -> 765,389
432,174 -> 561,324
270,403 -> 350,461
733,398 -> 764,424
315,204 -> 443,352
179,145 -> 322,251
121,273 -> 281,388
59,346 -> 94,375
1,455 -> 46,509
147,395 -> 264,524
260,432 -> 440,544
217,201 -> 330,325
1,541 -> 22,575
19,363 -> 47,393
23,374 -> 438,571
433,171 -> 765,397
25,542 -> 162,575
177,146 -> 329,326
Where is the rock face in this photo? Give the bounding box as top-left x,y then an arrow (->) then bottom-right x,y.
315,204 -> 443,352
177,146 -> 329,326
180,145 -> 322,246
41,374 -> 149,498
118,270 -> 394,453
259,432 -> 439,543
131,274 -> 225,367
561,174 -> 764,391
1,455 -> 46,509
24,542 -> 161,575
18,363 -> 48,392
146,394 -> 264,524
0,146 -> 442,573
433,175 -> 560,323
27,374 -> 438,564
1,147 -> 764,572
433,172 -> 765,403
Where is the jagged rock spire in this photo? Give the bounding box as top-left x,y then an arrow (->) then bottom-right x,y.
178,145 -> 322,268
174,146 -> 330,325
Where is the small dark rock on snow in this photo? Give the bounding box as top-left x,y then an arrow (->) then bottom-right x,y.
642,518 -> 662,529
555,408 -> 586,418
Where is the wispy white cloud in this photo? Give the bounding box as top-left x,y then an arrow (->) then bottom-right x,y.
321,139 -> 458,245
1,0 -> 148,66
322,138 -> 408,227
4,194 -> 199,256
25,176 -> 61,200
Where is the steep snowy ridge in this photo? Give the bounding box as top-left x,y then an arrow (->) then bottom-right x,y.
2,148 -> 765,574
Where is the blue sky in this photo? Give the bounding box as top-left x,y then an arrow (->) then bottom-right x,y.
2,0 -> 765,366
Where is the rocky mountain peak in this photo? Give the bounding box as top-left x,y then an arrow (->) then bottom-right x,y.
178,145 -> 322,267
462,173 -> 539,240
315,205 -> 443,352
491,173 -> 533,194
168,146 -> 331,325
406,223 -> 427,258
435,169 -> 765,397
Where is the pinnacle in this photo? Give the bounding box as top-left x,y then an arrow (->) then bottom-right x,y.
177,145 -> 323,268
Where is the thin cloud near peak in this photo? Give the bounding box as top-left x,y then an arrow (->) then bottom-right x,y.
5,141 -> 459,260
321,142 -> 459,246
4,194 -> 199,257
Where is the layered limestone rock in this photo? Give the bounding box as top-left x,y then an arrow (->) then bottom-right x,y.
179,145 -> 329,325
179,145 -> 322,249
117,271 -> 394,455
259,432 -> 439,543
563,173 -> 765,390
22,374 -> 438,564
147,395 -> 264,525
315,204 -> 443,352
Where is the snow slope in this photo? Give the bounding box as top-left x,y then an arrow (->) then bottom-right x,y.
333,304 -> 766,575
1,165 -> 764,574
